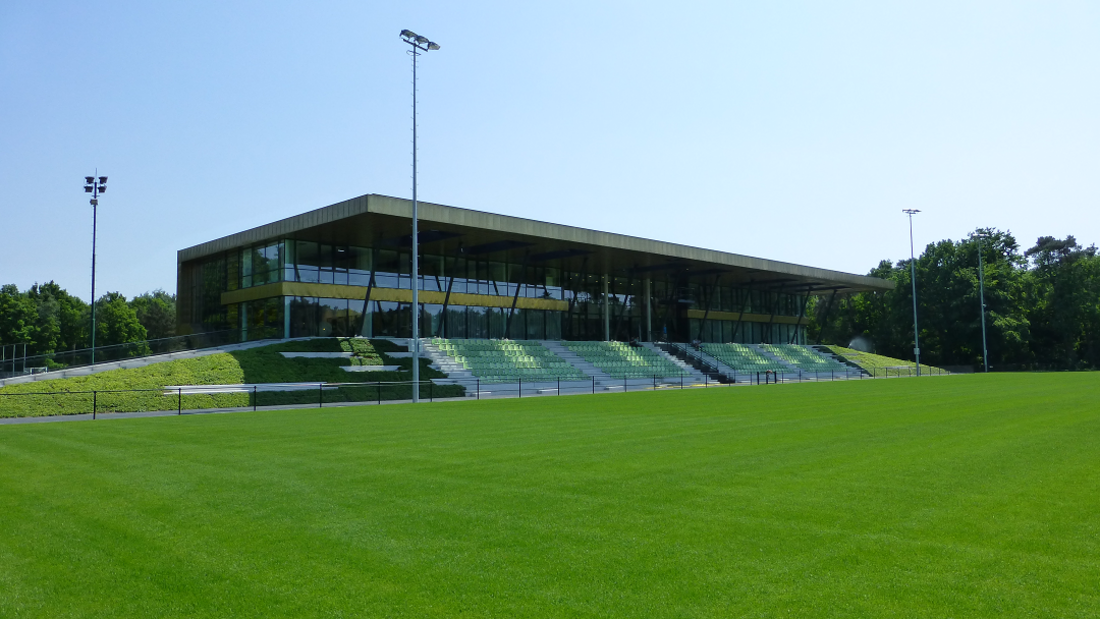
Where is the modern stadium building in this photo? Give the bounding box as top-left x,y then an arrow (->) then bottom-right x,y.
176,193 -> 893,345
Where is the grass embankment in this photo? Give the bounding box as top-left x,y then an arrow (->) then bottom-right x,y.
825,345 -> 947,375
0,338 -> 463,417
0,373 -> 1097,617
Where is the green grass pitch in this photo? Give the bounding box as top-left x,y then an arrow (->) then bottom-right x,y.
1,373 -> 1097,618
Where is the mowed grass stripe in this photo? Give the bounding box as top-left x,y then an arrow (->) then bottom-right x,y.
0,373 -> 1097,618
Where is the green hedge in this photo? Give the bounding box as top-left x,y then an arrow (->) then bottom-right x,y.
824,346 -> 947,375
0,338 -> 463,418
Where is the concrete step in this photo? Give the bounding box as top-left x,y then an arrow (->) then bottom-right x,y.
641,342 -> 708,380
542,341 -> 611,381
748,344 -> 800,372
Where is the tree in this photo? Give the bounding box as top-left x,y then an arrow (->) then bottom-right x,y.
0,284 -> 38,350
26,281 -> 89,353
94,292 -> 148,350
1025,236 -> 1100,368
130,290 -> 176,340
814,229 -> 1035,369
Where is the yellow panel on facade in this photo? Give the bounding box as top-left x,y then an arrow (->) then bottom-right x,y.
221,282 -> 569,312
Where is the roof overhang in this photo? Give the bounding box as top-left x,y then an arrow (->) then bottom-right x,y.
177,193 -> 894,294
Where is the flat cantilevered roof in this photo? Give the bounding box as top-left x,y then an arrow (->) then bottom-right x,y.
179,193 -> 893,294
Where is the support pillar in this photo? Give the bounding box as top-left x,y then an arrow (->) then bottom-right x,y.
815,290 -> 837,345
603,274 -> 610,341
789,292 -> 810,344
644,278 -> 652,342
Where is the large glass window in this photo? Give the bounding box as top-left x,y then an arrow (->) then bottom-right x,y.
467,306 -> 487,339
526,310 -> 544,340
546,311 -> 562,340
348,248 -> 372,287
374,301 -> 411,338
488,308 -> 507,339
445,306 -> 466,338
319,298 -> 350,336
242,297 -> 283,341
375,250 -> 401,289
241,242 -> 282,288
289,297 -> 317,338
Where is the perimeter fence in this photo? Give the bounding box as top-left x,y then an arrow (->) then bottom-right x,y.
0,330 -> 241,379
0,367 -> 952,420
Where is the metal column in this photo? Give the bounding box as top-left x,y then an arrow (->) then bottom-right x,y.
644,278 -> 652,342
603,274 -> 610,341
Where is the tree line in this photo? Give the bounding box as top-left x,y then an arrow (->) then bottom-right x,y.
809,231 -> 1100,370
0,283 -> 175,357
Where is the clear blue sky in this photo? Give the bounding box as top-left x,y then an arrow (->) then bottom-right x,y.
2,1 -> 1098,301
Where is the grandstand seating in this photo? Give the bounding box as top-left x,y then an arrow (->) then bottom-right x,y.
563,341 -> 684,378
700,343 -> 786,373
432,339 -> 588,383
760,344 -> 852,373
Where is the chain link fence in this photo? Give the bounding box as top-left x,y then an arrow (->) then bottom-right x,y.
0,367 -> 954,421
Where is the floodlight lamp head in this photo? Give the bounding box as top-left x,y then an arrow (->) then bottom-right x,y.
415,35 -> 429,45
85,176 -> 95,184
98,176 -> 107,184
427,42 -> 440,50
97,185 -> 105,194
90,198 -> 98,206
85,186 -> 93,192
400,29 -> 416,40
902,209 -> 921,215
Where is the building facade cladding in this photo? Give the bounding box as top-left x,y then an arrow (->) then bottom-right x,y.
177,194 -> 893,344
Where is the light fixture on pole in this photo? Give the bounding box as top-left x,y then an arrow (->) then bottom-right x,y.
902,209 -> 921,376
975,231 -> 990,373
84,173 -> 107,365
400,29 -> 440,403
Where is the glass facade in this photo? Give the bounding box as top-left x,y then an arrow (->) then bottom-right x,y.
184,238 -> 809,344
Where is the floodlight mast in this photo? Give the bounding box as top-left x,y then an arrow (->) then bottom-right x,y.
902,209 -> 921,376
401,29 -> 440,403
83,172 -> 107,365
976,231 -> 990,373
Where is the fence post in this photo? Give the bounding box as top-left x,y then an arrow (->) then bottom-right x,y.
680,372 -> 683,390
653,374 -> 656,391
557,377 -> 561,395
178,387 -> 182,415
477,378 -> 481,400
430,381 -> 433,403
592,376 -> 595,394
318,383 -> 323,408
253,385 -> 257,412
518,378 -> 522,399
377,382 -> 381,405
93,390 -> 97,420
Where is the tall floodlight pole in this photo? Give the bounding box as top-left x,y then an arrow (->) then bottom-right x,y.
902,209 -> 921,376
83,173 -> 107,365
976,232 -> 990,373
401,29 -> 440,403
